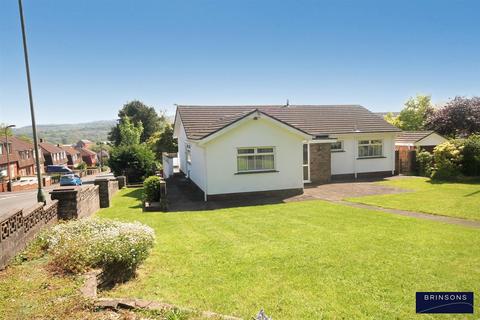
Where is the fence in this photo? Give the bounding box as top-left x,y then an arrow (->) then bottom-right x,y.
0,201 -> 59,269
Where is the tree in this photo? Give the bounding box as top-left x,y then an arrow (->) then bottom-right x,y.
109,144 -> 158,182
426,96 -> 480,138
384,112 -> 402,128
0,123 -> 14,136
146,124 -> 178,159
118,116 -> 143,146
393,95 -> 434,131
109,100 -> 165,145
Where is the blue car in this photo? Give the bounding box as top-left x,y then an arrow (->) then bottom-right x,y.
59,174 -> 82,186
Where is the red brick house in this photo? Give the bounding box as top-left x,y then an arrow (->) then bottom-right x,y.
76,139 -> 94,149
61,145 -> 82,168
0,136 -> 43,179
39,140 -> 68,167
77,147 -> 97,166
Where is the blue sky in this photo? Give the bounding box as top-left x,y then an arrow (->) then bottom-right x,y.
1,0 -> 479,127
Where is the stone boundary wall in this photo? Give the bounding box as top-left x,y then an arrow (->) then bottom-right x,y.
0,201 -> 59,270
94,178 -> 119,208
51,185 -> 100,220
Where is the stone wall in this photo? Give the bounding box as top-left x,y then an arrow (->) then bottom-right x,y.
50,185 -> 100,220
116,176 -> 126,189
94,178 -> 119,208
0,201 -> 58,269
309,143 -> 331,184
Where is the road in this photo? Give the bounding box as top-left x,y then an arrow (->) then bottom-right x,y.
0,173 -> 113,220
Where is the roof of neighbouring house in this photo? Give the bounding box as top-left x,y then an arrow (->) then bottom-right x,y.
77,147 -> 97,157
61,145 -> 80,156
39,141 -> 64,154
176,105 -> 401,140
395,131 -> 436,144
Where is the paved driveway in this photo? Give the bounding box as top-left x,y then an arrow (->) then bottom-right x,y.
302,179 -> 408,201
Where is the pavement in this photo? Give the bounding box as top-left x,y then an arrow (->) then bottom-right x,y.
0,173 -> 114,220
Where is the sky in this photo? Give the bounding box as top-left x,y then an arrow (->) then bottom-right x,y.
1,0 -> 479,127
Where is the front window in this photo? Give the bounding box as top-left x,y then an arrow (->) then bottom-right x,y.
358,139 -> 383,158
237,147 -> 275,172
331,140 -> 344,152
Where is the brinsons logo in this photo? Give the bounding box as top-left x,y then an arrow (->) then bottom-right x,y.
416,292 -> 474,314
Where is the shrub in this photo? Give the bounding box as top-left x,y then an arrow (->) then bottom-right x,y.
144,176 -> 161,202
39,219 -> 155,280
109,144 -> 158,182
431,140 -> 463,179
416,150 -> 433,177
462,134 -> 480,176
77,162 -> 87,170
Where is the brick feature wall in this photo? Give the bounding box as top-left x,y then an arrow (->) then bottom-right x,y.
94,178 -> 119,208
50,185 -> 100,220
0,201 -> 58,269
309,143 -> 331,184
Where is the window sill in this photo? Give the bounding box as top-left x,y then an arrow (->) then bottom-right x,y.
331,150 -> 345,153
235,170 -> 279,175
357,156 -> 386,160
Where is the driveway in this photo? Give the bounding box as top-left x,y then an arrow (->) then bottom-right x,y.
302,178 -> 408,201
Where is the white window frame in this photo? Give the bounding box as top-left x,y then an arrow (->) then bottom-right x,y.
236,147 -> 276,173
357,139 -> 384,158
330,140 -> 344,152
302,143 -> 310,182
186,144 -> 192,164
0,144 -> 3,155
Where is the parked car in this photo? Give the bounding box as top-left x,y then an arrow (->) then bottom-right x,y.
59,174 -> 82,186
46,165 -> 73,174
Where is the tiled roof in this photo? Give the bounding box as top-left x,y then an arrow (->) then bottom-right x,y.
39,141 -> 64,154
61,145 -> 80,156
77,147 -> 97,156
395,131 -> 434,144
0,136 -> 36,167
176,105 -> 401,140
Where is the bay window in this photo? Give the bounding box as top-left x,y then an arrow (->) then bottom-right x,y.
237,147 -> 275,172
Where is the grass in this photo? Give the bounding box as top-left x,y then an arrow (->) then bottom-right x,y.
347,177 -> 480,221
98,188 -> 480,319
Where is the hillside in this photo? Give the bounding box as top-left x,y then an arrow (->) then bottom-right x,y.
13,120 -> 116,144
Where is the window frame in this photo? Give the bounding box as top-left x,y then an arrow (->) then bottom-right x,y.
357,139 -> 384,158
330,140 -> 344,152
236,146 -> 276,173
185,144 -> 192,164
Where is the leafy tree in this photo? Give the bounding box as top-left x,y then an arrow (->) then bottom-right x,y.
384,112 -> 402,128
426,96 -> 480,138
109,144 -> 158,182
393,95 -> 434,131
461,134 -> 480,176
146,124 -> 178,159
17,135 -> 32,143
118,116 -> 143,146
0,123 -> 14,136
109,100 -> 165,145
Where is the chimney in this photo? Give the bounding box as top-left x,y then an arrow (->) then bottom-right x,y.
39,138 -> 44,143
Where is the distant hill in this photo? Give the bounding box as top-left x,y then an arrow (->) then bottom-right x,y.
13,120 -> 116,145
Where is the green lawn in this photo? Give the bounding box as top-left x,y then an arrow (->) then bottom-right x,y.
98,188 -> 480,319
347,177 -> 480,221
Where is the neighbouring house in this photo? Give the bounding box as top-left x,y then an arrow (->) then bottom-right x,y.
76,139 -> 94,149
60,145 -> 82,168
77,147 -> 97,166
39,139 -> 68,167
0,136 -> 42,178
395,131 -> 447,174
173,105 -> 401,201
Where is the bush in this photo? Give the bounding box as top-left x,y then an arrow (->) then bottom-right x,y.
462,134 -> 480,176
431,141 -> 463,179
144,176 -> 161,202
109,144 -> 158,182
77,162 -> 87,170
416,150 -> 433,177
39,219 -> 155,280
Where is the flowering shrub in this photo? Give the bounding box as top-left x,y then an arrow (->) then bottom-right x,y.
431,141 -> 463,179
416,150 -> 433,177
39,219 -> 155,279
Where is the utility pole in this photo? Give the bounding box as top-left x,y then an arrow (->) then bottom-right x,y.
18,0 -> 46,203
4,125 -> 16,191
